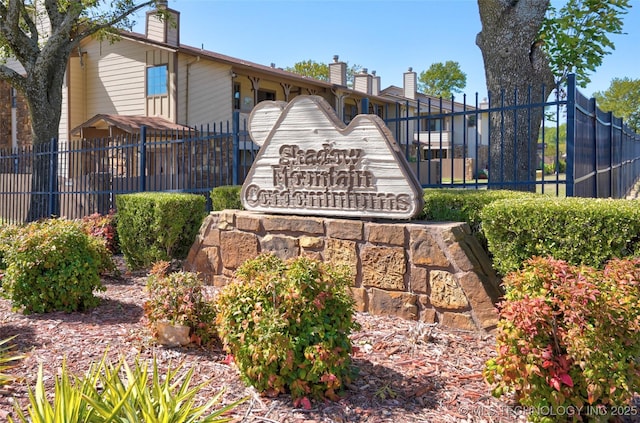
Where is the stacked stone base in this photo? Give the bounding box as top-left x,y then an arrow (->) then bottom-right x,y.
186,210 -> 502,332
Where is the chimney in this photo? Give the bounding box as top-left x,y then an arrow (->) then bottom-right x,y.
329,55 -> 347,86
354,68 -> 372,95
146,2 -> 180,46
371,70 -> 381,96
403,67 -> 417,100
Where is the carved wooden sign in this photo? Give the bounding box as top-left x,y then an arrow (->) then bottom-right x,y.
241,95 -> 424,219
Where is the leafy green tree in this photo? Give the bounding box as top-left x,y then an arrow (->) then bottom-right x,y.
418,61 -> 467,98
593,77 -> 640,132
0,0 -> 158,221
476,0 -> 630,191
286,59 -> 362,87
539,122 -> 567,167
540,0 -> 631,88
285,60 -> 329,81
476,0 -> 554,190
345,63 -> 363,87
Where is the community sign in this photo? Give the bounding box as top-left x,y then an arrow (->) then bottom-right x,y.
241,95 -> 424,220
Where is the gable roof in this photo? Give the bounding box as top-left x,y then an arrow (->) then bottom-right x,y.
118,30 -> 395,103
380,86 -> 476,112
70,114 -> 194,136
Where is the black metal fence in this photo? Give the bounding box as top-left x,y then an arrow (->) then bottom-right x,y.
0,121 -> 256,224
384,74 -> 640,196
566,74 -> 640,197
1,74 -> 639,224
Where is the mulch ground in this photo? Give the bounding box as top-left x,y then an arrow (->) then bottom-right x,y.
0,256 -> 625,423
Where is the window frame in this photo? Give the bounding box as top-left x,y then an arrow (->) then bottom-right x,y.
146,64 -> 168,97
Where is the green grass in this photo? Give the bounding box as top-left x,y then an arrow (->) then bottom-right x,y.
437,173 -> 567,197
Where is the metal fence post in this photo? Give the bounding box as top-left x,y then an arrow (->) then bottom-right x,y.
590,97 -> 598,198
139,126 -> 147,192
232,110 -> 240,186
47,138 -> 59,217
565,74 -> 576,197
608,111 -> 614,197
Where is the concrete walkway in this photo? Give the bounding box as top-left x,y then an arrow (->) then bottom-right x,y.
627,179 -> 640,200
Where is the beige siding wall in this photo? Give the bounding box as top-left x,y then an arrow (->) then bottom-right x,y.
146,13 -> 166,43
166,14 -> 179,46
5,58 -> 25,74
81,38 -> 147,117
145,10 -> 179,46
177,57 -> 232,126
34,0 -> 52,40
59,75 -> 68,143
146,49 -> 175,120
67,56 -> 86,137
59,87 -> 68,176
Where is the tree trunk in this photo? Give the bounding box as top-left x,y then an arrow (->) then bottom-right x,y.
476,0 -> 555,191
25,53 -> 67,221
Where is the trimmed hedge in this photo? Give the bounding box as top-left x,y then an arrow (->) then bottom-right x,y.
481,197 -> 640,275
116,192 -> 206,270
206,187 -> 536,247
210,185 -> 243,211
421,188 -> 538,247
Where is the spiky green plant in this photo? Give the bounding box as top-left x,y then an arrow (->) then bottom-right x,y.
86,356 -> 242,423
10,353 -> 243,423
9,361 -> 97,423
0,336 -> 24,387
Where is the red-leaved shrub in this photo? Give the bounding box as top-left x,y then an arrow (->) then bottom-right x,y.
485,256 -> 640,422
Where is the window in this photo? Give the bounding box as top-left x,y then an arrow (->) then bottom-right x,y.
421,116 -> 443,132
343,104 -> 357,123
147,65 -> 168,96
233,83 -> 241,110
257,89 -> 276,103
370,103 -> 385,120
423,148 -> 448,160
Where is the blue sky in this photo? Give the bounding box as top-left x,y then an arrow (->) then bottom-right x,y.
134,0 -> 640,100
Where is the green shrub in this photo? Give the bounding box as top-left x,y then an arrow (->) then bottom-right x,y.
0,224 -> 20,275
0,219 -> 112,314
143,262 -> 217,346
215,253 -> 359,402
484,257 -> 640,422
116,192 -> 206,270
421,188 -> 537,248
81,210 -> 118,254
481,197 -> 640,275
558,159 -> 567,174
210,185 -> 243,211
541,160 -> 567,175
10,355 -> 241,423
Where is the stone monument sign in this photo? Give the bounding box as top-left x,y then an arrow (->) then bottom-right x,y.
241,96 -> 424,219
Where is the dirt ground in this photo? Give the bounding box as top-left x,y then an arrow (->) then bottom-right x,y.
0,257 -> 628,423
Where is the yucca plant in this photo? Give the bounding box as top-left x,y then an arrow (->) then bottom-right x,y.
9,361 -> 98,423
11,353 -> 244,423
0,336 -> 24,387
86,356 -> 242,423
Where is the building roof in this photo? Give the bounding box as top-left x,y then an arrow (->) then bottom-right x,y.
119,30 -> 395,104
70,114 -> 194,136
380,86 -> 477,112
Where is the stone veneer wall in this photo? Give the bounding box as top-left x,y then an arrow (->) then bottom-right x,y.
186,210 -> 503,332
0,81 -> 32,151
